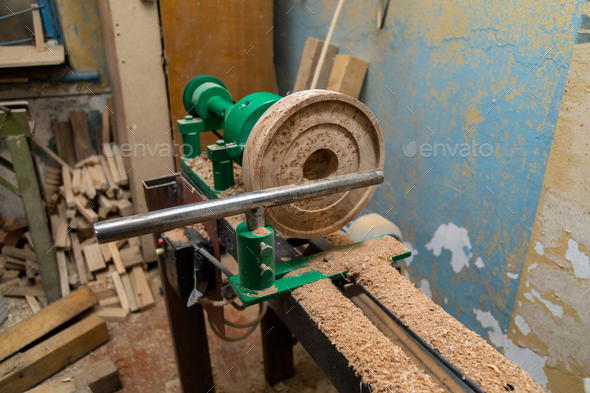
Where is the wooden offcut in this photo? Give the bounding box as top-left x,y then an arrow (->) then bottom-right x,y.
56,250 -> 70,296
0,45 -> 65,68
0,316 -> 109,392
82,243 -> 107,272
327,54 -> 369,99
69,111 -> 96,162
129,266 -> 154,311
93,307 -> 130,322
0,287 -> 97,362
294,37 -> 338,91
70,232 -> 88,285
110,270 -> 129,309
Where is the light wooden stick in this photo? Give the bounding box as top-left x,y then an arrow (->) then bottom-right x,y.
309,0 -> 345,89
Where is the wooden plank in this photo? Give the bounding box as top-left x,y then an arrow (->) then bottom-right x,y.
120,272 -> 138,312
0,287 -> 97,362
2,285 -> 46,298
62,166 -> 76,208
294,37 -> 338,91
108,243 -> 126,274
55,202 -> 69,248
0,316 -> 109,392
51,122 -> 76,168
99,156 -> 118,198
93,307 -> 129,322
101,106 -> 111,149
129,266 -> 155,311
102,143 -> 122,186
327,54 -> 369,99
2,245 -> 36,262
0,45 -> 65,68
72,168 -> 82,194
26,357 -> 121,393
82,243 -> 106,272
69,232 -> 87,285
56,251 -> 70,297
112,144 -> 128,186
120,244 -> 143,268
69,111 -> 96,162
110,271 -> 129,309
26,295 -> 41,313
31,4 -> 45,52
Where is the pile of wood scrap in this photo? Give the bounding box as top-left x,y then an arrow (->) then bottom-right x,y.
0,288 -> 121,393
1,103 -> 155,325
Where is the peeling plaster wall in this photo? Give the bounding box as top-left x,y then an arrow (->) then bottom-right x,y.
508,4 -> 590,390
274,0 -> 583,390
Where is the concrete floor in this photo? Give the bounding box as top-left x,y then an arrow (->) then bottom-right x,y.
28,272 -> 336,393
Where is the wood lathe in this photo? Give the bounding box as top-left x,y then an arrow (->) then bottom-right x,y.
93,76 -> 544,393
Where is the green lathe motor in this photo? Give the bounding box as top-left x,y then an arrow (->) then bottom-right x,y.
177,75 -> 280,192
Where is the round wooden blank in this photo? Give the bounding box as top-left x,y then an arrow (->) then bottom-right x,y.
243,90 -> 384,239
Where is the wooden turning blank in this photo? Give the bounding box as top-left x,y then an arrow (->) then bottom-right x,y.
243,90 -> 384,239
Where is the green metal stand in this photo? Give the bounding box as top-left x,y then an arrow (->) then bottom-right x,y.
229,236 -> 411,307
0,106 -> 61,302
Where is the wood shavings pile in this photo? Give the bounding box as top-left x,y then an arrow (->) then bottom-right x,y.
344,236 -> 545,393
294,279 -> 443,392
186,156 -> 245,197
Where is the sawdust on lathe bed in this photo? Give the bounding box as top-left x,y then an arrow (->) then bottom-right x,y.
344,237 -> 545,393
326,230 -> 355,246
186,156 -> 245,197
294,279 -> 442,392
252,227 -> 271,237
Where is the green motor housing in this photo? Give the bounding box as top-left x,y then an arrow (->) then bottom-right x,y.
177,75 -> 281,166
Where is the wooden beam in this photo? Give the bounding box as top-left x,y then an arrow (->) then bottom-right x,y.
108,243 -> 126,274
55,202 -> 69,249
120,272 -> 138,312
0,287 -> 97,362
294,37 -> 338,91
62,166 -> 76,208
99,156 -> 118,198
56,250 -> 70,297
31,4 -> 45,52
82,243 -> 106,272
98,0 -> 177,262
70,232 -> 87,285
2,285 -> 46,298
0,45 -> 65,68
327,54 -> 369,99
2,245 -> 36,262
0,316 -> 109,392
69,111 -> 96,162
129,266 -> 154,311
110,271 -> 129,309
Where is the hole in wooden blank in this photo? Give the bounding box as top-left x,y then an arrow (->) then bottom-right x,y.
303,149 -> 339,180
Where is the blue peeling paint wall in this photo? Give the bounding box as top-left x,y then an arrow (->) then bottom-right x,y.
274,0 -> 583,350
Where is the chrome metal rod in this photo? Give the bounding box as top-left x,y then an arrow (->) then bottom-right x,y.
94,169 -> 384,243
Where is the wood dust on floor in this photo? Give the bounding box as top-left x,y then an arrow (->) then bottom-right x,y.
25,273 -> 337,393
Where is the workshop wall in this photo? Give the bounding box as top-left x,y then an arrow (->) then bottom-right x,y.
274,0 -> 584,389
507,4 -> 590,392
0,0 -> 109,219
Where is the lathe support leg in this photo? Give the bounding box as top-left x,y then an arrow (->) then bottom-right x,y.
157,251 -> 215,393
261,307 -> 295,385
